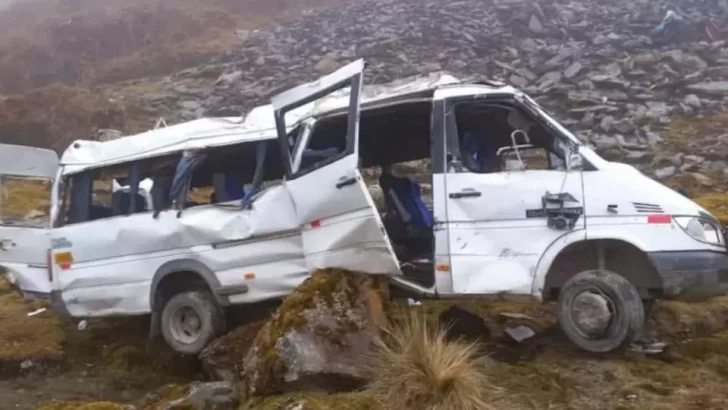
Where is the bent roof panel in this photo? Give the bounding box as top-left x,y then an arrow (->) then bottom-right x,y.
59,71 -> 471,172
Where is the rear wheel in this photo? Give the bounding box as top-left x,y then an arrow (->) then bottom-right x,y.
160,290 -> 225,355
556,269 -> 644,353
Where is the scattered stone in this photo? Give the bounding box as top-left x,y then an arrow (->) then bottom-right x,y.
505,325 -> 537,343
564,61 -> 582,79
655,166 -> 677,179
528,15 -> 544,34
439,305 -> 490,343
160,381 -> 239,410
214,70 -> 243,86
686,81 -> 728,96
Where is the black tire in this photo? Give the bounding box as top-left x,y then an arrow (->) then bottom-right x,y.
160,290 -> 225,355
556,269 -> 644,353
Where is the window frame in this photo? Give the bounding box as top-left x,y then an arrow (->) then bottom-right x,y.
0,174 -> 53,228
56,161 -> 145,227
442,94 -> 593,174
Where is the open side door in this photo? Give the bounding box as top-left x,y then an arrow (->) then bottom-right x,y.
0,144 -> 59,298
273,59 -> 400,275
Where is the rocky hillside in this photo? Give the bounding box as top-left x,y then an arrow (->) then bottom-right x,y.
5,0 -> 728,196
0,0 -> 345,93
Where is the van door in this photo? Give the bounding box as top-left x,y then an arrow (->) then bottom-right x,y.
0,144 -> 59,298
438,94 -> 586,296
273,59 -> 400,275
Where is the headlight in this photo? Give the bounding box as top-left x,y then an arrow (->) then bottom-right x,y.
674,216 -> 724,245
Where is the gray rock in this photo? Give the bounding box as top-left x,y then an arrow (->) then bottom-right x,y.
654,166 -> 677,179
686,82 -> 728,96
214,70 -> 243,86
564,61 -> 582,79
509,74 -> 529,88
178,100 -> 200,110
161,382 -> 239,410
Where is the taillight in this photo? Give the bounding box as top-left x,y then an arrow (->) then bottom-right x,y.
46,249 -> 53,282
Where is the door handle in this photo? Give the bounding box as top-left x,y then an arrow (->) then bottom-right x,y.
449,190 -> 482,199
0,239 -> 15,251
335,177 -> 357,189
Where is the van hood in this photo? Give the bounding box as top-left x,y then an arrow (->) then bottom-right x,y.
594,161 -> 714,219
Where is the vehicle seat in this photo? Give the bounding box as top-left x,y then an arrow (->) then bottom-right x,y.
462,131 -> 497,173
111,191 -> 148,216
379,170 -> 434,231
212,173 -> 245,203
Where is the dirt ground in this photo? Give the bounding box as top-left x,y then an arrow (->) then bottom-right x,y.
5,271 -> 728,410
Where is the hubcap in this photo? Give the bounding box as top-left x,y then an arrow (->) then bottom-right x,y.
571,291 -> 613,337
170,306 -> 203,344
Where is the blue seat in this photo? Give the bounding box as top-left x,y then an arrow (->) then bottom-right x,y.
462,131 -> 497,173
380,171 -> 434,231
223,176 -> 245,201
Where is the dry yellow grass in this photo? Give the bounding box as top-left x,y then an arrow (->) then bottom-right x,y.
0,275 -> 64,363
366,310 -> 498,410
35,402 -> 131,410
1,176 -> 51,225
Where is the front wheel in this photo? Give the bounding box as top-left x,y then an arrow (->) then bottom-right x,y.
556,269 -> 644,353
160,290 -> 225,355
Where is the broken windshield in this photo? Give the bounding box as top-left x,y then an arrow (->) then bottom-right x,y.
519,95 -> 586,146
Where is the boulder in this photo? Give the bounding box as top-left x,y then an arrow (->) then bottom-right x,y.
241,269 -> 389,397
199,320 -> 267,383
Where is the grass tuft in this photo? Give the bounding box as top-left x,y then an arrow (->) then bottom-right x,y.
366,310 -> 499,410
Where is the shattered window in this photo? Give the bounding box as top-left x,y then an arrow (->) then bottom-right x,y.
92,166 -> 133,214
453,101 -> 565,174
500,147 -> 564,171
0,176 -> 51,227
61,162 -> 149,225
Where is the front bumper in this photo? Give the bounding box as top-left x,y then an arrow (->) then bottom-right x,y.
649,250 -> 728,301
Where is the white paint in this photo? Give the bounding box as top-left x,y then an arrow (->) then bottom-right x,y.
443,170 -> 585,296
51,185 -> 307,316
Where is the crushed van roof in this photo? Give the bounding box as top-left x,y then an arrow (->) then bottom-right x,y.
59,70 -> 504,173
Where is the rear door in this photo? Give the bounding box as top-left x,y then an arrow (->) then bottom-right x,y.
273,59 -> 400,275
0,144 -> 59,298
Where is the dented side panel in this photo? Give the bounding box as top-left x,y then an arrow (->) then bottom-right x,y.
444,170 -> 585,296
285,154 -> 401,275
52,185 -> 306,317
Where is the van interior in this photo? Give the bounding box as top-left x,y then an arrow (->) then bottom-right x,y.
301,96 -> 570,287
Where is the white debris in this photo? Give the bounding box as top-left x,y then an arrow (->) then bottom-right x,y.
27,307 -> 46,317
505,325 -> 536,343
77,320 -> 88,331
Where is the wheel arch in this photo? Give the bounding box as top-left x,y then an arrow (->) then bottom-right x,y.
149,259 -> 228,311
148,259 -> 228,338
531,231 -> 663,300
536,238 -> 662,301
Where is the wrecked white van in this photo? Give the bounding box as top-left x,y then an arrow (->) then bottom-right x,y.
6,59 -> 728,355
0,144 -> 58,299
